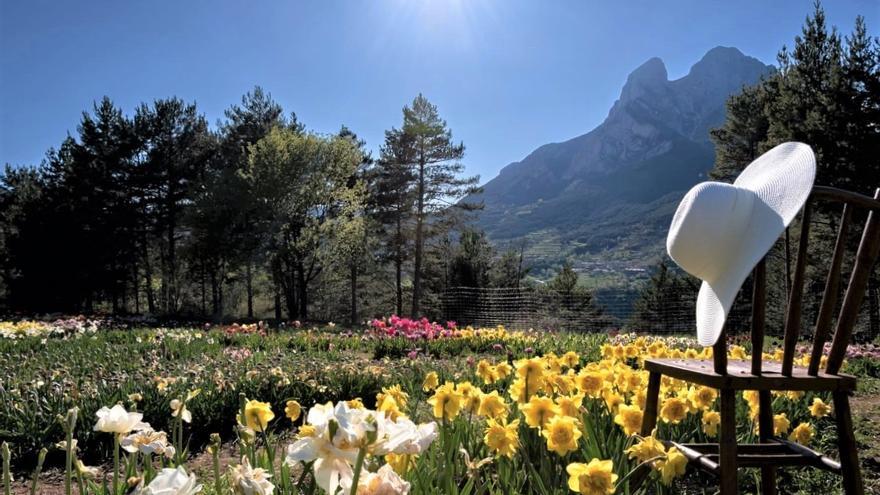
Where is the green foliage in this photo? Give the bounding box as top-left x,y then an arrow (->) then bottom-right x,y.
628,261 -> 698,334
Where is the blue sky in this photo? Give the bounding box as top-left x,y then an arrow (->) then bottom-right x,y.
1,0 -> 877,183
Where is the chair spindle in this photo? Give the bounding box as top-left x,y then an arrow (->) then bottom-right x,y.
782,202 -> 812,376
809,204 -> 851,376
826,189 -> 880,375
750,259 -> 766,375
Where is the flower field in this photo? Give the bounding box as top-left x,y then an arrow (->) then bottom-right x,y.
0,317 -> 877,494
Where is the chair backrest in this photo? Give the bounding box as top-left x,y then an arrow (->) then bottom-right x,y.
713,185 -> 880,377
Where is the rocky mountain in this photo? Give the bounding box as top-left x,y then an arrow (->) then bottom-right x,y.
472,46 -> 773,276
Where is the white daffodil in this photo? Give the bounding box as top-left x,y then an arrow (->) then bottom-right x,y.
228,456 -> 274,495
121,429 -> 175,458
372,416 -> 437,456
170,399 -> 192,423
341,464 -> 410,495
331,401 -> 377,449
74,459 -> 100,480
285,402 -> 363,495
94,405 -> 150,435
135,466 -> 202,495
285,434 -> 358,495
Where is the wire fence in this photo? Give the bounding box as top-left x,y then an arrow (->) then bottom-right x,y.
440,286 -> 639,332
439,285 -> 876,337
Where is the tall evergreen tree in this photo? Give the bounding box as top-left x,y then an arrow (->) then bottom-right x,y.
398,94 -> 481,316
373,128 -> 416,315
135,98 -> 213,313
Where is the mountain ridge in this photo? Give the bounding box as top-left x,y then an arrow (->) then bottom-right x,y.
471,46 -> 773,277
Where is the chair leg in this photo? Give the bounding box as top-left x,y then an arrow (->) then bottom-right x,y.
640,371 -> 661,436
833,390 -> 864,495
758,390 -> 776,495
719,388 -> 738,494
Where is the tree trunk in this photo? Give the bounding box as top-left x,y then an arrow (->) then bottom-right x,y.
133,261 -> 140,314
211,269 -> 220,320
273,269 -> 282,322
350,264 -> 358,326
297,261 -> 308,320
869,273 -> 879,340
217,275 -> 224,322
411,158 -> 426,317
281,260 -> 297,320
141,231 -> 156,314
166,209 -> 176,313
395,210 -> 403,315
200,260 -> 207,316
246,260 -> 254,319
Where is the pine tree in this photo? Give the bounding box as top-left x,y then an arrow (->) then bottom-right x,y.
372,128 -> 416,315
398,94 -> 481,316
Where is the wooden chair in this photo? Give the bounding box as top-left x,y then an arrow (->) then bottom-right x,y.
640,186 -> 880,495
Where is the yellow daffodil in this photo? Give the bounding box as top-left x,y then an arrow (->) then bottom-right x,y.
427,382 -> 462,421
297,425 -> 315,438
556,393 -> 584,418
809,397 -> 831,418
377,394 -> 404,421
687,386 -> 717,411
477,391 -> 508,419
515,357 -> 546,383
542,415 -> 582,456
562,351 -> 580,368
422,372 -> 439,392
284,400 -> 302,422
658,447 -> 687,485
494,362 -> 512,378
456,382 -> 483,414
566,459 -> 617,495
476,360 -> 497,384
702,410 -> 720,437
575,371 -> 605,398
789,422 -> 814,445
521,395 -> 560,429
659,397 -> 688,424
484,418 -> 520,458
773,413 -> 790,436
385,452 -> 414,475
626,435 -> 666,463
377,385 -> 409,410
240,400 -> 274,432
613,404 -> 643,436
603,390 -> 624,414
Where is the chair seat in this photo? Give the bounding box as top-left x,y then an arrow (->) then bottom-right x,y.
644,358 -> 856,392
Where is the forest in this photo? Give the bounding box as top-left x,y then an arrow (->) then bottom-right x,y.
0,91 -> 539,322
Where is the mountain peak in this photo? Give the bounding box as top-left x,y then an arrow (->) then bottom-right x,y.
620,57 -> 668,102
687,46 -> 769,80
628,57 -> 668,84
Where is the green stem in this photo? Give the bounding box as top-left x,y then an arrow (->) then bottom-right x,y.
348,447 -> 367,495
65,427 -> 73,495
260,428 -> 276,479
212,448 -> 221,495
29,448 -> 47,495
3,443 -> 11,495
614,455 -> 665,491
113,435 -> 120,495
